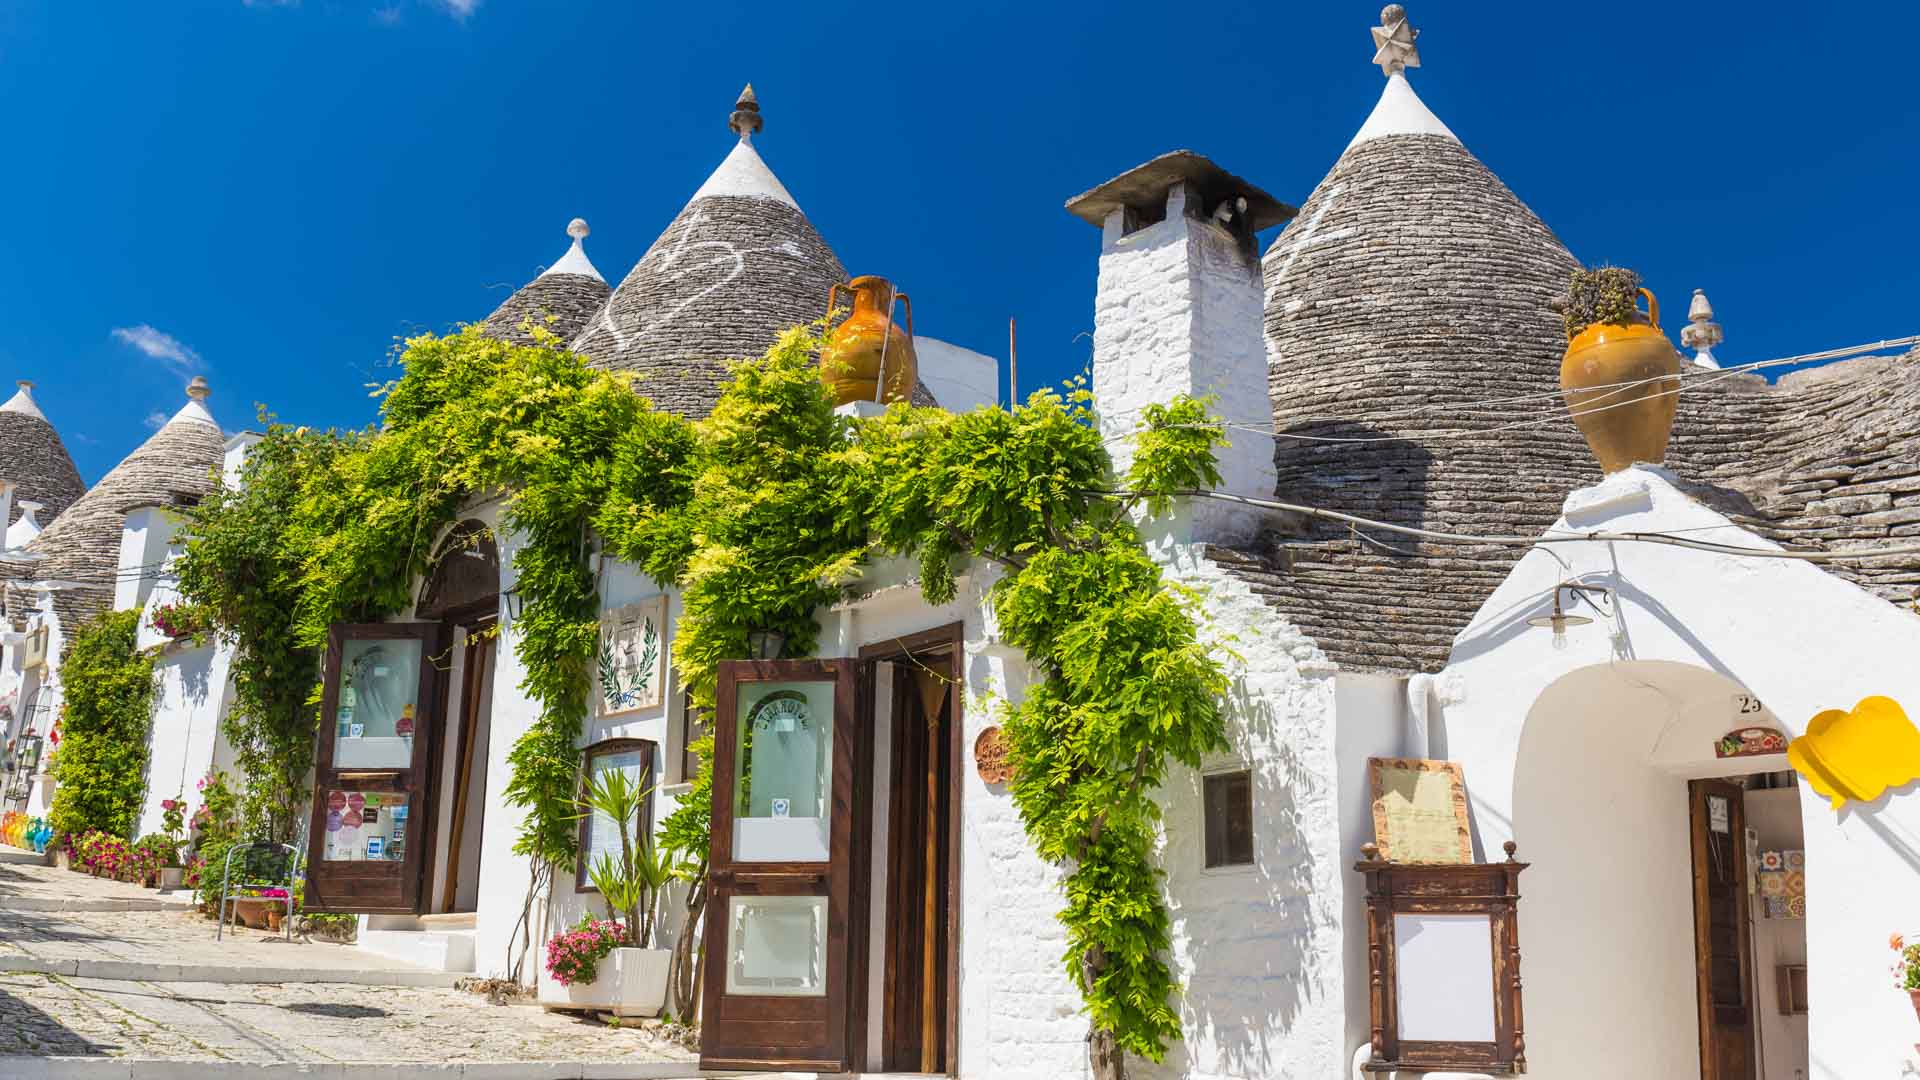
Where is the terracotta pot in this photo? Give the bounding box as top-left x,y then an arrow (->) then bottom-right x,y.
1559,287 -> 1681,474
232,898 -> 274,929
821,276 -> 916,406
1910,989 -> 1920,1023
265,909 -> 284,932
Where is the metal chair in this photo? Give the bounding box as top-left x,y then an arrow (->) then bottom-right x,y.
215,841 -> 301,941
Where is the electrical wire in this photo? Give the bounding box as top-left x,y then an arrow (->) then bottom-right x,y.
1102,335 -> 1918,443
1100,487 -> 1920,564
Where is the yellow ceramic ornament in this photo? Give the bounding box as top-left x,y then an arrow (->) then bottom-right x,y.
1787,695 -> 1920,809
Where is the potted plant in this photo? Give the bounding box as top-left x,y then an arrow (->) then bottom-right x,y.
1557,266 -> 1682,474
157,798 -> 187,890
538,767 -> 678,1017
1892,933 -> 1920,1021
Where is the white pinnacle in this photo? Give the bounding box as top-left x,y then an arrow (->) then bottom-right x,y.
1349,5 -> 1455,148
541,217 -> 605,282
1372,4 -> 1421,77
1681,288 -> 1724,369
0,381 -> 46,421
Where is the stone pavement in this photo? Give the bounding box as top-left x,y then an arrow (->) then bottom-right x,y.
0,857 -> 742,1078
0,970 -> 702,1072
0,860 -> 451,985
0,854 -> 193,912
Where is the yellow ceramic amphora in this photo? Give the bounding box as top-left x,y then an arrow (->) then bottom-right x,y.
1560,287 -> 1682,473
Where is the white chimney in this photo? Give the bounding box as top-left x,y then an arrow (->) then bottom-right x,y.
1068,152 -> 1296,544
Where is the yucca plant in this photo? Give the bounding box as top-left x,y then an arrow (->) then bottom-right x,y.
579,765 -> 677,948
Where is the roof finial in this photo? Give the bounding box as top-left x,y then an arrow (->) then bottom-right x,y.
1372,4 -> 1421,78
15,381 -> 31,394
186,375 -> 210,402
729,83 -> 763,140
1681,288 -> 1724,369
567,217 -> 589,241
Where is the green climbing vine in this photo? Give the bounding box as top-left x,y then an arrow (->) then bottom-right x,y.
47,608 -> 157,841
176,315 -> 1226,1075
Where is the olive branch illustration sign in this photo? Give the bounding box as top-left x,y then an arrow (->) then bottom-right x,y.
597,597 -> 667,715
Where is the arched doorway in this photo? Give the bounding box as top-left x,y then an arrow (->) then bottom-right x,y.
418,519 -> 500,916
1512,661 -> 1807,1080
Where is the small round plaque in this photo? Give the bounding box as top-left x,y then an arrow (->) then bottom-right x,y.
973,726 -> 1014,785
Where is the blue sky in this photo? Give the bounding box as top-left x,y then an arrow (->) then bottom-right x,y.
1,1 -> 1913,482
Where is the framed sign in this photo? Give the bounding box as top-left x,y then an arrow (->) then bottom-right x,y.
597,596 -> 667,717
1369,758 -> 1472,864
1357,843 -> 1529,1074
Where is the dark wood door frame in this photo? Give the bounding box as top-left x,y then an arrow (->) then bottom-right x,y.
436,621 -> 495,913
304,622 -> 448,915
851,622 -> 964,1076
1690,779 -> 1757,1080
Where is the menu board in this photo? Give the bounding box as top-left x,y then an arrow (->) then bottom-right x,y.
1369,758 -> 1473,864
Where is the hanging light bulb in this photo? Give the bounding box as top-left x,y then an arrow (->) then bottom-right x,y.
1528,585 -> 1594,647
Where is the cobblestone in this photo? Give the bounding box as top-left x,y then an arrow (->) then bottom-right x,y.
0,971 -> 696,1066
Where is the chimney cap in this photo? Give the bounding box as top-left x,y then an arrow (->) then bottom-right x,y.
1064,150 -> 1296,232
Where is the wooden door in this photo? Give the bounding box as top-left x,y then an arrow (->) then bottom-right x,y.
438,625 -> 493,912
1690,779 -> 1756,1080
882,659 -> 953,1072
304,622 -> 446,914
701,659 -> 858,1072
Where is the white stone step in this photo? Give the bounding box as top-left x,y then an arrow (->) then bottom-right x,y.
356,927 -> 477,974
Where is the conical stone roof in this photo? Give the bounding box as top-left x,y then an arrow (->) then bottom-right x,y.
1226,67 -> 1590,673
570,104 -> 848,417
19,378 -> 225,628
0,382 -> 85,528
480,218 -> 612,347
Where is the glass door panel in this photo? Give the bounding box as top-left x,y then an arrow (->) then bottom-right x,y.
733,681 -> 835,862
332,638 -> 425,769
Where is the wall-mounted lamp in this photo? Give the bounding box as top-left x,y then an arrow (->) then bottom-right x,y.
745,629 -> 787,661
502,586 -> 525,621
1527,583 -> 1610,650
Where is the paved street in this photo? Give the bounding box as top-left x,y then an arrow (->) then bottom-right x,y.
0,853 -> 706,1076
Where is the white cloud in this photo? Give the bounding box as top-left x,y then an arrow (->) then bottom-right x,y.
433,0 -> 478,17
111,325 -> 202,375
371,5 -> 403,24
144,411 -> 169,431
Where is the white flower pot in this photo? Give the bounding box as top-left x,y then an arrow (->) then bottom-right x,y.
538,946 -> 670,1018
159,866 -> 185,891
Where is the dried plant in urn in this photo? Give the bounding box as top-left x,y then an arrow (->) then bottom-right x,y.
1558,266 -> 1682,474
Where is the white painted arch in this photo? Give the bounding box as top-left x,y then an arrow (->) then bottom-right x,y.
1434,467 -> 1920,1079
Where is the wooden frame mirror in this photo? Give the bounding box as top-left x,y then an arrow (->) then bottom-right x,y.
575,737 -> 658,893
1356,842 -> 1529,1074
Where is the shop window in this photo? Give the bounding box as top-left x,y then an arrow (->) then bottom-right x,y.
1203,769 -> 1254,868
576,738 -> 657,893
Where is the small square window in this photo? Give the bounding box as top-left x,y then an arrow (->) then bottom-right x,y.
1203,770 -> 1254,868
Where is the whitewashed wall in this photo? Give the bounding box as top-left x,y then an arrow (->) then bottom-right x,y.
1134,534 -> 1352,1080
136,641 -> 234,839
916,337 -> 1000,414
1434,466 -> 1920,1079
